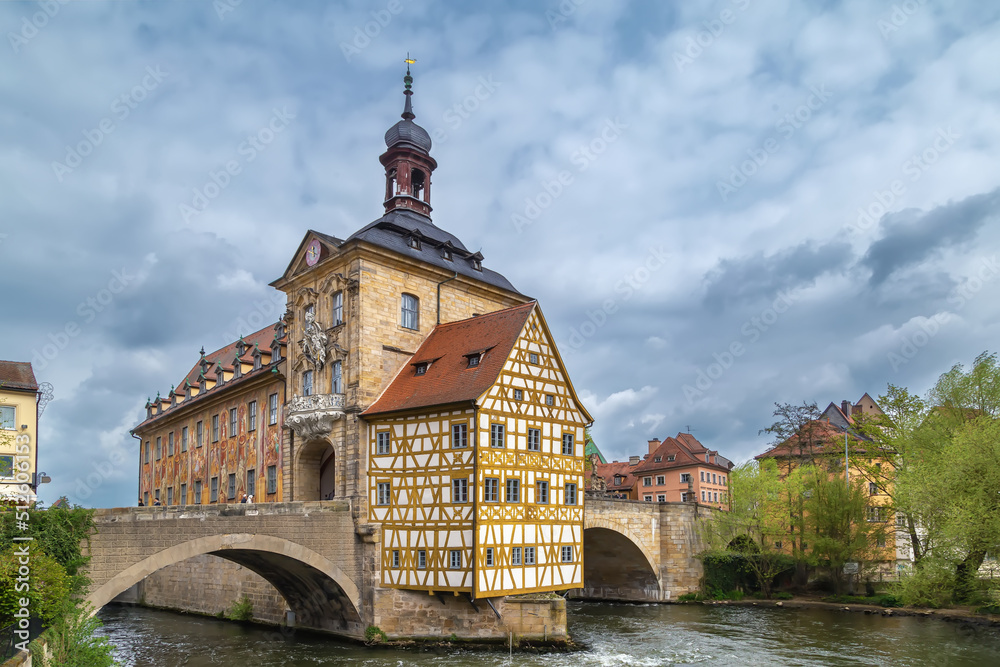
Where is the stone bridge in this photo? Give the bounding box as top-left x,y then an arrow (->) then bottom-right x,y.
85,498 -> 710,638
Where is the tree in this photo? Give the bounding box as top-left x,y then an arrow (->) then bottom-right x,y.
700,459 -> 794,598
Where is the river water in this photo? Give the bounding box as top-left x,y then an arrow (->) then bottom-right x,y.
97,602 -> 1000,666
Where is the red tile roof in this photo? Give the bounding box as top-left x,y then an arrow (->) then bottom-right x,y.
178,324 -> 281,390
592,460 -> 639,491
755,419 -> 866,459
363,302 -> 536,416
0,361 -> 38,392
633,433 -> 733,475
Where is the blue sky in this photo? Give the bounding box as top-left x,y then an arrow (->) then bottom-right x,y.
2,0 -> 999,507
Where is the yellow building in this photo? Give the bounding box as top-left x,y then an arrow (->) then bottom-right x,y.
362,302 -> 592,597
0,361 -> 41,503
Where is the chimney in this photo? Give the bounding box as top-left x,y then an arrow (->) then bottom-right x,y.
842,400 -> 852,414
647,438 -> 661,455
629,455 -> 640,465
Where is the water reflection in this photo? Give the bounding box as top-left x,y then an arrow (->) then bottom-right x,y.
97,601 -> 1000,666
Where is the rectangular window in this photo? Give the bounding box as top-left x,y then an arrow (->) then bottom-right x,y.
155,437 -> 162,460
167,487 -> 174,506
401,294 -> 419,330
536,480 -> 549,504
181,427 -> 188,452
681,492 -> 688,502
869,482 -> 879,496
714,492 -> 718,502
229,408 -> 238,437
506,478 -> 520,503
248,401 -> 257,432
154,489 -> 160,503
143,491 -> 149,506
269,393 -> 279,425
722,476 -> 727,486
266,465 -> 277,494
511,547 -> 522,566
877,536 -> 886,548
545,394 -> 554,406
332,291 -> 344,325
712,473 -> 717,484
417,550 -> 427,569
527,428 -> 540,451
210,477 -> 219,503
392,550 -> 400,568
529,352 -> 539,364
643,477 -> 652,487
168,432 -> 174,456
228,473 -> 236,500
246,469 -> 256,499
197,420 -> 204,447
656,475 -> 665,485
513,388 -> 523,400
484,477 -> 499,502
565,483 -> 577,505
562,433 -> 574,455
331,360 -> 342,394
490,423 -> 505,448
303,370 -> 313,397
376,431 -> 391,454
867,506 -> 884,522
701,490 -> 706,502
144,441 -> 150,463
485,548 -> 494,567
700,471 -> 705,482
644,495 -> 653,502
212,415 -> 220,442
450,550 -> 462,569
194,480 -> 202,504
467,353 -> 480,368
452,423 -> 468,448
561,546 -> 573,563
180,483 -> 187,505
0,405 -> 14,430
452,478 -> 468,503
377,482 -> 391,505
525,546 -> 536,565
680,473 -> 691,483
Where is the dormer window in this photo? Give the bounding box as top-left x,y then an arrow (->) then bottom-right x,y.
235,337 -> 247,357
232,357 -> 242,379
614,476 -> 622,486
270,338 -> 282,362
409,236 -> 421,250
414,362 -> 428,376
667,454 -> 675,462
467,353 -> 481,368
199,373 -> 207,392
654,456 -> 661,462
442,247 -> 452,260
252,347 -> 262,370
184,384 -> 192,399
215,366 -> 225,386
472,258 -> 481,271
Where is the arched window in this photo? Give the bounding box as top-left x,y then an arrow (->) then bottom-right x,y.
412,169 -> 425,200
401,294 -> 419,330
330,360 -> 342,394
331,291 -> 344,325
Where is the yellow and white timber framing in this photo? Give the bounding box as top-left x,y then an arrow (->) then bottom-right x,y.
366,306 -> 590,598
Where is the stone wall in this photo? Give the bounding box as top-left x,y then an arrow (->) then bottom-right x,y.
132,554 -> 289,624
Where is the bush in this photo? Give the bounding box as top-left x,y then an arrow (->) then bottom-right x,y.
897,560 -> 956,608
226,595 -> 253,621
30,603 -> 118,667
0,548 -> 71,626
677,592 -> 704,602
773,591 -> 794,600
365,625 -> 388,644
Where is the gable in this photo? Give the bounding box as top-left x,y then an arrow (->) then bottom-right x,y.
270,230 -> 344,286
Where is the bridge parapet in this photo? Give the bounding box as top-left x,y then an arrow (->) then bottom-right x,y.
92,500 -> 351,523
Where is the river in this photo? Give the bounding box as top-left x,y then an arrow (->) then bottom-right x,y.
97,601 -> 1000,666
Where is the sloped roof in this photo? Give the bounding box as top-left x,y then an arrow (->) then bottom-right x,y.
593,460 -> 639,491
363,302 -> 536,416
633,433 -> 733,475
0,361 -> 38,392
755,419 -> 867,460
179,324 -> 280,389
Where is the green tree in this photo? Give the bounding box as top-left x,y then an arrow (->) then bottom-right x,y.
700,459 -> 794,598
0,548 -> 71,626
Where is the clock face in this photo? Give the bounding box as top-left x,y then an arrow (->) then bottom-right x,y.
305,239 -> 321,266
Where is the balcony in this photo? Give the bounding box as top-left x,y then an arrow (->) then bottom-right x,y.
285,393 -> 345,440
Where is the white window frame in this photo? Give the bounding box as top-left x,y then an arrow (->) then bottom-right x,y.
401,293 -> 419,330
0,405 -> 15,430
527,428 -> 540,451
377,482 -> 391,505
376,431 -> 391,454
490,423 -> 505,448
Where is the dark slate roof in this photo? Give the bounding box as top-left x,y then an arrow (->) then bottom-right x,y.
0,361 -> 38,392
385,119 -> 432,152
346,210 -> 521,294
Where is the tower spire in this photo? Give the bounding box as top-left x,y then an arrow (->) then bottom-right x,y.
402,54 -> 415,120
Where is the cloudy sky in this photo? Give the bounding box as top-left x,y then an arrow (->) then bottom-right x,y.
2,0 -> 998,507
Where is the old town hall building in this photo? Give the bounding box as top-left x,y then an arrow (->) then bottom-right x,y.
133,68 -> 592,599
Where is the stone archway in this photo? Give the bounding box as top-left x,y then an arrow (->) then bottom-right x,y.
293,437 -> 336,501
86,533 -> 364,637
580,527 -> 661,601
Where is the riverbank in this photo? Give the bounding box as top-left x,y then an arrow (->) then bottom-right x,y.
688,596 -> 1000,627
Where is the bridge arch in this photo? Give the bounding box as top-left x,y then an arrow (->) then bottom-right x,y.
86,533 -> 363,636
582,513 -> 662,601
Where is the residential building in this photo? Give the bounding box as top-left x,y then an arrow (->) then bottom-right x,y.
592,433 -> 733,508
0,361 -> 40,503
